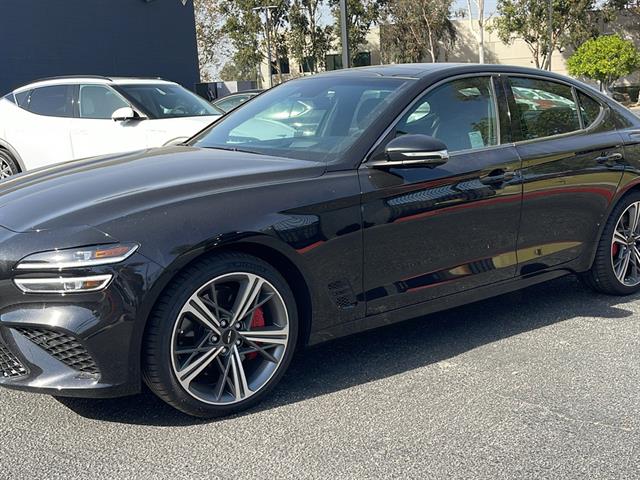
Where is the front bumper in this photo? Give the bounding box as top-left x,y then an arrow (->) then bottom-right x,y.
0,251 -> 162,398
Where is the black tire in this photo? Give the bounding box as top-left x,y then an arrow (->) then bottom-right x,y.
583,191 -> 640,295
0,149 -> 20,179
142,252 -> 298,418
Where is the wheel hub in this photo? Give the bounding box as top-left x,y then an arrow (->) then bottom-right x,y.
221,329 -> 238,346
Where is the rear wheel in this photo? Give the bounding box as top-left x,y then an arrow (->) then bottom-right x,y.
585,192 -> 640,295
143,253 -> 298,418
0,150 -> 19,179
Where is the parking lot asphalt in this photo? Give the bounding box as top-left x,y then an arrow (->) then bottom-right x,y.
0,275 -> 638,479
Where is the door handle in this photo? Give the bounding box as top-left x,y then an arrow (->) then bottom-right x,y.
595,152 -> 623,166
480,169 -> 516,186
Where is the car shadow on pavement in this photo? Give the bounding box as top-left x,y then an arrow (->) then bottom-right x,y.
56,275 -> 638,426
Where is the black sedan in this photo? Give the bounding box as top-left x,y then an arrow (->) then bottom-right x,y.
1,64 -> 639,418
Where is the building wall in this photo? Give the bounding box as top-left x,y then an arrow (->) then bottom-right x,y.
0,0 -> 200,95
258,13 -> 640,89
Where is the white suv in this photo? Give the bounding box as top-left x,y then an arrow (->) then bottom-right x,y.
0,76 -> 222,177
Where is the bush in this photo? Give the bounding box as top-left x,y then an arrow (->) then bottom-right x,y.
567,34 -> 640,92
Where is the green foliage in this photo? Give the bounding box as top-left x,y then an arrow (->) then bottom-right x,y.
193,0 -> 227,81
381,0 -> 457,63
567,34 -> 640,89
491,0 -> 598,69
328,0 -> 383,64
219,60 -> 258,81
219,0 -> 289,83
288,0 -> 333,73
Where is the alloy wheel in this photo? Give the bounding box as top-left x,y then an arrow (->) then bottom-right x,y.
0,157 -> 15,179
170,272 -> 290,405
611,201 -> 640,287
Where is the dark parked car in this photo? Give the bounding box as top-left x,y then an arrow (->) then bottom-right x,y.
1,64 -> 639,418
212,90 -> 261,113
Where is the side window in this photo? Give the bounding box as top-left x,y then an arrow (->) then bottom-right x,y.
509,77 -> 580,140
79,85 -> 129,119
26,85 -> 73,117
577,91 -> 602,128
14,90 -> 30,107
395,77 -> 498,153
217,95 -> 249,112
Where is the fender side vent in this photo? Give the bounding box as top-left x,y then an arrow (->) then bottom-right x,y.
328,280 -> 356,309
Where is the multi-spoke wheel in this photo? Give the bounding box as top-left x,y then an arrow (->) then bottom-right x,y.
143,253 -> 298,417
0,150 -> 19,179
611,202 -> 640,287
584,192 -> 640,295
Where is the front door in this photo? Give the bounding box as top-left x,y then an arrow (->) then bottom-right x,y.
69,84 -> 144,159
360,75 -> 523,315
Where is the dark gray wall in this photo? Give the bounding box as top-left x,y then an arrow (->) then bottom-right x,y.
0,0 -> 200,95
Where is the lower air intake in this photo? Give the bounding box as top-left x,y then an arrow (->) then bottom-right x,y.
0,342 -> 28,378
16,328 -> 99,375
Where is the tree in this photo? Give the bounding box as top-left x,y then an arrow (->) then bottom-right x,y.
381,0 -> 457,63
193,0 -> 228,81
288,0 -> 333,73
491,0 -> 598,70
465,0 -> 488,63
567,34 -> 640,91
329,0 -> 383,65
219,60 -> 259,81
220,1 -> 289,85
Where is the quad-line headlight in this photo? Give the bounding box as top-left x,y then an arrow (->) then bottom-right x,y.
14,275 -> 113,294
15,243 -> 139,270
13,243 -> 138,294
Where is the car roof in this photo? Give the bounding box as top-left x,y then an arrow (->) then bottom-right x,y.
13,76 -> 178,93
307,63 -> 576,82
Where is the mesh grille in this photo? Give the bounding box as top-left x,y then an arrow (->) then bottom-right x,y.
0,342 -> 28,378
328,280 -> 356,309
16,328 -> 99,374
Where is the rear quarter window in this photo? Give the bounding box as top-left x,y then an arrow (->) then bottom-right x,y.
577,91 -> 603,128
14,90 -> 30,108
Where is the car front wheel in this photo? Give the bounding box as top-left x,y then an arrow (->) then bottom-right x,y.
143,253 -> 298,418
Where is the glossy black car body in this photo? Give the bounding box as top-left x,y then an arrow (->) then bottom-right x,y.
1,63 -> 640,401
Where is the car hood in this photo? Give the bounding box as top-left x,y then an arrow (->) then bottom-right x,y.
160,115 -> 220,132
0,146 -> 325,232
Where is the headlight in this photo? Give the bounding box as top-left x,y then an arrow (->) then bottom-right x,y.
14,275 -> 113,294
15,243 -> 138,270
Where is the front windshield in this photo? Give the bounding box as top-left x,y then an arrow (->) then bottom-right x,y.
117,83 -> 221,119
192,76 -> 412,162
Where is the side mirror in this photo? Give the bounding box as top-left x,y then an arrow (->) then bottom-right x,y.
112,107 -> 139,122
369,134 -> 449,168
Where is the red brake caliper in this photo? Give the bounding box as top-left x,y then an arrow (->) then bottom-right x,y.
246,307 -> 265,360
612,243 -> 619,258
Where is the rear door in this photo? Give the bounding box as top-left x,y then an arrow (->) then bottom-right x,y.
4,85 -> 75,169
360,75 -> 523,315
505,75 -> 625,273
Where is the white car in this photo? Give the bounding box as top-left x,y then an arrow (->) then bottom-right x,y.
0,76 -> 222,178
